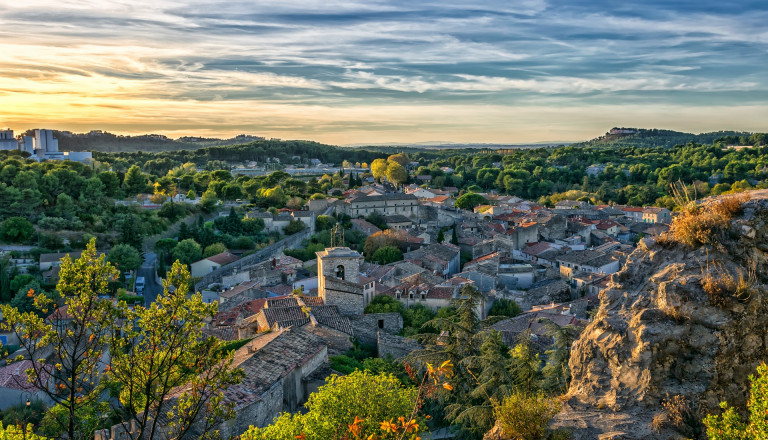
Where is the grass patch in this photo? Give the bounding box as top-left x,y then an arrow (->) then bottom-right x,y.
666,193 -> 749,247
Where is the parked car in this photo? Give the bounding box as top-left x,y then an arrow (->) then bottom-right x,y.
135,276 -> 145,294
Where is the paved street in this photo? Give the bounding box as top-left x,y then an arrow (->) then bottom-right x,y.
137,252 -> 163,307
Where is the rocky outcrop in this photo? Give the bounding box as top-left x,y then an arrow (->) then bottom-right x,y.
552,191 -> 768,439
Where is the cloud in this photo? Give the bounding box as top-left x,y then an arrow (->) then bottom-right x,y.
0,0 -> 766,143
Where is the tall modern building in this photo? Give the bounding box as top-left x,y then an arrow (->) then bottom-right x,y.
0,129 -> 17,151
33,129 -> 59,158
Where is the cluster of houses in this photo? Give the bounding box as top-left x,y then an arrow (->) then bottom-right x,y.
0,172 -> 678,437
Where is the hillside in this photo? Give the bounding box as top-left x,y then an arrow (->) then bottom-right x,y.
40,130 -> 271,153
551,190 -> 768,439
574,128 -> 747,149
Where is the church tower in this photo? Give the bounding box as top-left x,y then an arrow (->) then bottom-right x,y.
316,247 -> 364,315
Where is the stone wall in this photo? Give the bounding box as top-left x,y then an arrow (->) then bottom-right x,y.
323,278 -> 365,316
349,313 -> 402,345
377,331 -> 421,359
195,229 -> 310,291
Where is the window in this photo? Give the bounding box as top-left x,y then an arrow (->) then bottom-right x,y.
378,319 -> 384,329
335,265 -> 345,280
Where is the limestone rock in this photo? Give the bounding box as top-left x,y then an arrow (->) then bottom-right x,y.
552,191 -> 768,438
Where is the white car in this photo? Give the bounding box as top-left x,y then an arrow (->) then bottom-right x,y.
135,277 -> 146,294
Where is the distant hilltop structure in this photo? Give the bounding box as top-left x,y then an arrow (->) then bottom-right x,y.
0,128 -> 92,163
608,128 -> 637,135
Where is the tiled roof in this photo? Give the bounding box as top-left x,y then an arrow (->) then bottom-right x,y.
0,360 -> 48,391
266,296 -> 300,308
427,286 -> 455,299
228,328 -> 326,409
350,193 -> 417,203
39,251 -> 82,264
206,251 -> 239,265
521,242 -> 553,256
302,296 -> 325,306
266,284 -> 295,296
262,307 -> 310,329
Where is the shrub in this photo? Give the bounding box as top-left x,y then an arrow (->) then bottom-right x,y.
667,194 -> 749,247
704,363 -> 768,439
494,392 -> 562,440
659,394 -> 702,438
701,262 -> 755,307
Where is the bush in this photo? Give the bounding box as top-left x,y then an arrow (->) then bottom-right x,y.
701,263 -> 755,307
330,355 -> 363,374
283,219 -> 306,235
494,392 -> 563,440
704,363 -> 768,439
667,194 -> 748,247
489,298 -> 523,318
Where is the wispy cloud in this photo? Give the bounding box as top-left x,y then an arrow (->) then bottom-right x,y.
0,0 -> 766,143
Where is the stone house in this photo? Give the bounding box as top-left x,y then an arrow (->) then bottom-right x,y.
345,193 -> 419,219
190,251 -> 239,278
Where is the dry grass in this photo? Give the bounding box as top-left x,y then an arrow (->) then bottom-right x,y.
667,193 -> 749,247
701,260 -> 755,307
660,395 -> 703,438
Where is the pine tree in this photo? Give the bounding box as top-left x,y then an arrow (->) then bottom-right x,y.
436,229 -> 445,244
451,227 -> 458,245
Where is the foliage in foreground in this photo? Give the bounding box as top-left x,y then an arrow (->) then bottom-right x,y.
494,392 -> 564,440
241,371 -> 422,440
0,239 -> 243,440
704,362 -> 768,439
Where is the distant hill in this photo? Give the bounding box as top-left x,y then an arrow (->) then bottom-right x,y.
573,127 -> 749,149
37,130 -> 273,153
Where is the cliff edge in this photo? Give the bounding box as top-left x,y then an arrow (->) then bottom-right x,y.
551,190 -> 768,439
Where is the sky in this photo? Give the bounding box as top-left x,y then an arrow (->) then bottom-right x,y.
0,0 -> 767,145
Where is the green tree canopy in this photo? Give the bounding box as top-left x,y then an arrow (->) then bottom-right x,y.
241,371 -> 418,440
107,244 -> 142,272
455,192 -> 487,210
172,238 -> 202,265
371,245 -> 403,265
0,217 -> 34,243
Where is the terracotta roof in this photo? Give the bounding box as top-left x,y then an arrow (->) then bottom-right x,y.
521,242 -> 554,256
39,251 -> 82,264
206,251 -> 239,265
227,328 -> 326,409
0,360 -> 49,391
429,195 -> 450,203
466,252 -> 499,266
621,207 -> 644,212
427,286 -> 455,299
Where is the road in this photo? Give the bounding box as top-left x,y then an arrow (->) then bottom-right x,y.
137,252 -> 163,307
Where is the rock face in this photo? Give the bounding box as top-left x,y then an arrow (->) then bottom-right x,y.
552,192 -> 768,439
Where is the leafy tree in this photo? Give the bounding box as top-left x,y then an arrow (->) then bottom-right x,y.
371,158 -> 388,180
0,239 -> 118,440
364,295 -> 405,314
283,219 -> 306,235
123,165 -> 148,196
203,242 -> 227,258
0,217 -> 35,243
107,244 -> 142,273
106,261 -> 244,440
172,238 -> 202,265
371,246 -> 403,264
387,153 -> 409,167
200,189 -> 218,213
154,238 -> 178,255
363,230 -> 406,260
386,162 -> 408,185
0,255 -> 12,303
455,193 -> 487,211
315,215 -> 336,231
241,371 -> 418,440
488,299 -> 522,318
